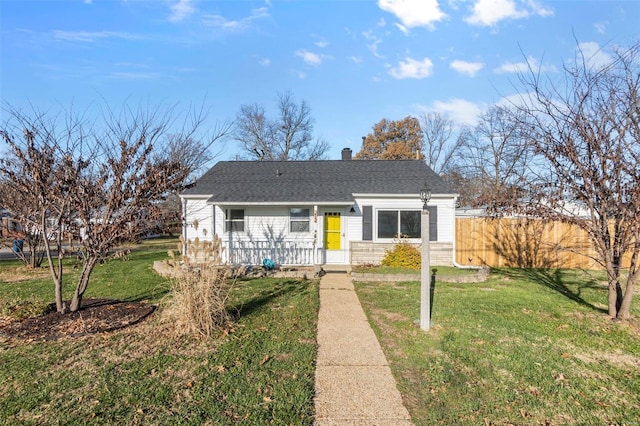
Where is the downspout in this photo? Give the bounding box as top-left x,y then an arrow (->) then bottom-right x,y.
452,237 -> 482,269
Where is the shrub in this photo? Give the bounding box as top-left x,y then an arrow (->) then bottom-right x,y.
381,242 -> 421,270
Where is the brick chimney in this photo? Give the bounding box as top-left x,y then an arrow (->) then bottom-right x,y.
341,147 -> 352,160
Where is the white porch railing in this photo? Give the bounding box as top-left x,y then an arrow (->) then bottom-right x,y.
227,239 -> 316,266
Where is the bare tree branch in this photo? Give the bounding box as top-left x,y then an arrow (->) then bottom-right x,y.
234,90 -> 329,161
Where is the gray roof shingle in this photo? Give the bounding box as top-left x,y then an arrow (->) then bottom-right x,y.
181,160 -> 453,203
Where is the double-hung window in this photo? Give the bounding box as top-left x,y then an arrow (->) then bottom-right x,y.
290,208 -> 310,232
225,209 -> 245,232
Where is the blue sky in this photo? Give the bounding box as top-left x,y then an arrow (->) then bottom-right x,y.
1,0 -> 638,162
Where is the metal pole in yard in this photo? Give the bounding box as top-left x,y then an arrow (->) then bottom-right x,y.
420,186 -> 431,331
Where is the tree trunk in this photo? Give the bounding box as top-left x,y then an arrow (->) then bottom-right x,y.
608,281 -> 619,318
54,276 -> 65,314
617,248 -> 638,320
606,258 -> 619,318
617,279 -> 635,320
42,211 -> 66,313
69,256 -> 98,312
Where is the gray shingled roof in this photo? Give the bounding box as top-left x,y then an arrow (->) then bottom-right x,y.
181,159 -> 453,203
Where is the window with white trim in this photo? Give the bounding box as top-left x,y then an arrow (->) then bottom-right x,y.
225,209 -> 245,232
290,208 -> 310,232
376,207 -> 438,240
377,210 -> 421,239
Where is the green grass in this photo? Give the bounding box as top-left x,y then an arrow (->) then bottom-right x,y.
0,244 -> 174,308
0,244 -> 319,425
355,268 -> 640,426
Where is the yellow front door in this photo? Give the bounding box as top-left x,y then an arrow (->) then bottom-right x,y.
324,213 -> 341,250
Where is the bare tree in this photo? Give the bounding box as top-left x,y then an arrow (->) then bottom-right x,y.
420,111 -> 468,175
509,42 -> 640,319
1,108 -> 75,309
0,102 -> 228,313
455,105 -> 532,207
234,91 -> 329,160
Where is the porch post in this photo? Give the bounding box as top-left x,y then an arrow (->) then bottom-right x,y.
313,205 -> 318,265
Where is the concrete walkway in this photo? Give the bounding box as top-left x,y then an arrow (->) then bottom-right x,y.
314,272 -> 413,425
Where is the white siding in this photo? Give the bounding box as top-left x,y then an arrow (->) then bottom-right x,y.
346,210 -> 362,242
183,198 -> 214,242
435,199 -> 456,243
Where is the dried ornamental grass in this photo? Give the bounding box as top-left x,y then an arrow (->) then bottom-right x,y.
162,235 -> 234,339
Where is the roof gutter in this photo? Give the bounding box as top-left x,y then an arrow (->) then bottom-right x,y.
210,201 -> 354,206
178,194 -> 212,200
352,193 -> 460,199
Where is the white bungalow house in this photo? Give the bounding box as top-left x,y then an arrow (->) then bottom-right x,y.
179,148 -> 459,267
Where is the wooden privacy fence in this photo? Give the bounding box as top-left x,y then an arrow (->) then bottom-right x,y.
456,217 -> 634,269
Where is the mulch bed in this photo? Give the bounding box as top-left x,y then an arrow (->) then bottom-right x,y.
0,298 -> 156,340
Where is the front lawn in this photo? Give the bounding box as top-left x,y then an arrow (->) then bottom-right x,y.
355,268 -> 640,426
0,247 -> 318,425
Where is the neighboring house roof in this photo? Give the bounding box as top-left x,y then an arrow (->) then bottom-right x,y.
182,159 -> 454,204
456,200 -> 592,219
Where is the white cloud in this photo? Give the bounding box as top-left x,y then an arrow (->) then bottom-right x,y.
465,0 -> 552,27
315,40 -> 329,48
362,30 -> 384,59
169,0 -> 195,23
426,98 -> 483,126
259,58 -> 271,67
53,30 -> 144,42
465,0 -> 526,26
450,60 -> 484,77
295,49 -> 328,66
526,0 -> 554,18
494,56 -> 557,74
202,6 -> 269,31
350,56 -> 363,64
594,21 -> 607,35
388,57 -> 434,79
495,92 -> 536,110
109,72 -> 160,80
494,59 -> 530,74
378,0 -> 446,31
578,41 -> 612,69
